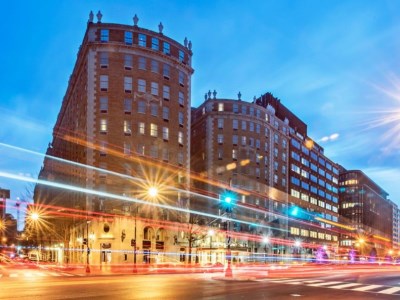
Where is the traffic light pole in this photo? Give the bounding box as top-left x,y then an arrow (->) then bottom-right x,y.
225,213 -> 232,278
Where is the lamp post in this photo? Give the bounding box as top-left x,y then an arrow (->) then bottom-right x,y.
86,220 -> 91,273
133,205 -> 138,273
208,229 -> 214,263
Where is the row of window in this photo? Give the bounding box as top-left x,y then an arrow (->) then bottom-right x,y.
99,74 -> 185,94
291,139 -> 338,174
99,97 -> 185,116
290,189 -> 339,212
99,52 -> 186,85
291,153 -> 338,184
290,227 -> 338,241
100,119 -> 185,144
214,103 -> 289,134
100,29 -> 186,63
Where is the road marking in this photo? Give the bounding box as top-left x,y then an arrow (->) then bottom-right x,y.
352,285 -> 383,292
377,287 -> 400,294
24,273 -> 33,277
307,281 -> 343,287
60,273 -> 74,277
329,283 -> 363,289
270,279 -> 306,283
302,280 -> 323,283
9,273 -> 18,278
49,272 -> 62,277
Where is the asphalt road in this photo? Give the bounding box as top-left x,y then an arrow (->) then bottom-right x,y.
1,265 -> 400,299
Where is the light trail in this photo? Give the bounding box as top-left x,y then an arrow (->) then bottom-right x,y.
0,170 -> 287,233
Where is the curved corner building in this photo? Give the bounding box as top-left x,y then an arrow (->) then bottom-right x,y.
34,12 -> 194,265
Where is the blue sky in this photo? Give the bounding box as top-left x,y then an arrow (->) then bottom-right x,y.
1,0 -> 400,224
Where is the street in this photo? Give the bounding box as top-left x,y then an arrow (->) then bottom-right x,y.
1,264 -> 400,299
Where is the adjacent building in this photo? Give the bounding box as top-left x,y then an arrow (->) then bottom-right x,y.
339,169 -> 393,257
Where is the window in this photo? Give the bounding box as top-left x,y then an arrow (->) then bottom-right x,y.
274,133 -> 279,143
241,136 -> 246,146
138,122 -> 145,134
123,142 -> 131,156
178,151 -> 183,165
178,131 -> 183,144
100,75 -> 108,91
124,31 -> 132,45
137,144 -> 145,155
319,157 -> 326,166
124,76 -> 132,93
179,71 -> 185,86
163,85 -> 170,100
282,166 -> 286,174
301,229 -> 309,237
274,147 -> 278,158
163,64 -> 170,78
150,145 -> 158,158
256,124 -> 260,134
124,99 -> 132,114
232,135 -> 238,145
291,139 -> 301,149
218,149 -> 223,160
162,107 -> 169,120
100,119 -> 107,133
233,104 -> 239,113
179,50 -> 184,62
100,29 -> 109,42
151,37 -> 159,50
150,124 -> 158,137
291,176 -> 300,186
301,169 -> 309,179
124,120 -> 131,135
151,82 -> 158,96
249,107 -> 254,116
100,97 -> 108,113
178,92 -> 184,106
311,151 -> 318,161
310,197 -> 318,205
301,181 -> 309,190
301,145 -> 310,155
301,194 -> 309,202
241,121 -> 246,130
162,127 -> 169,140
291,151 -> 300,161
232,149 -> 238,160
138,101 -> 145,113
162,149 -> 169,162
264,142 -> 269,152
274,161 -> 278,171
138,34 -> 146,47
290,227 -> 300,235
151,103 -> 158,117
138,79 -> 146,93
265,127 -> 269,137
218,103 -> 224,111
311,186 -> 318,194
301,157 -> 309,167
291,164 -> 300,174
163,42 -> 170,55
311,163 -> 318,172
232,119 -> 238,130
124,54 -> 133,70
256,139 -> 260,149
99,52 -> 108,68
217,119 -> 223,129
217,134 -> 223,144
151,60 -> 159,73
138,57 -> 146,70
249,122 -> 254,132
179,112 -> 184,126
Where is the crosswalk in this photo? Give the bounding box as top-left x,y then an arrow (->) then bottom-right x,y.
0,271 -> 82,279
259,278 -> 400,295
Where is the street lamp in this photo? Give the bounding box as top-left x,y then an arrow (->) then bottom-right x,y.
208,229 -> 215,263
133,205 -> 139,273
85,220 -> 91,273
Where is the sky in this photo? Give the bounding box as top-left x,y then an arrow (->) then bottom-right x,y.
1,0 -> 400,225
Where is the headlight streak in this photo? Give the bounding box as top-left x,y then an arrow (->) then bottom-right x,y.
0,170 -> 287,233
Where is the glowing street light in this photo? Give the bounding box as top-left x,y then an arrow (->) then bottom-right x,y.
148,187 -> 158,198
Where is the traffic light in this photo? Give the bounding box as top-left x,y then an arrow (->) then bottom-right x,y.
220,190 -> 236,213
83,238 -> 88,245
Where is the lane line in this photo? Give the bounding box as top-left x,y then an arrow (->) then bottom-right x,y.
302,280 -> 323,284
329,283 -> 363,289
377,287 -> 400,294
351,285 -> 383,292
307,281 -> 343,287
